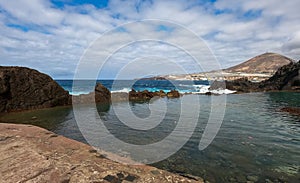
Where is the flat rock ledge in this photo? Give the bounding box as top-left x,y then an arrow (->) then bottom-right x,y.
0,123 -> 203,183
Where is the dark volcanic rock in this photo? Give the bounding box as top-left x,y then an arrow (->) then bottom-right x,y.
129,89 -> 154,101
153,90 -> 167,97
95,83 -> 111,103
260,61 -> 300,91
114,89 -> 180,102
225,78 -> 259,93
166,90 -> 180,98
72,83 -> 111,104
222,61 -> 300,93
0,66 -> 70,112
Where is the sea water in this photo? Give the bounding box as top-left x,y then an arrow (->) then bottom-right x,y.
1,80 -> 299,182
56,80 -> 236,95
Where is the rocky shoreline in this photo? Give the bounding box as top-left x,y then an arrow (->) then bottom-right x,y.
0,60 -> 299,182
0,123 -> 203,183
212,61 -> 300,93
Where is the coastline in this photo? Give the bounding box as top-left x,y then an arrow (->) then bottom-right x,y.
0,123 -> 203,183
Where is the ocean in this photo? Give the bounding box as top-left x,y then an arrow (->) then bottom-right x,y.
56,80 -> 235,95
1,80 -> 299,182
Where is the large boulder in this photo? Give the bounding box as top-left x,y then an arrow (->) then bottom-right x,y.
95,83 -> 111,103
0,66 -> 70,112
72,83 -> 111,104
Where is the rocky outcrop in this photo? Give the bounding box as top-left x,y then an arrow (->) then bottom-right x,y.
0,123 -> 203,183
215,61 -> 300,93
225,78 -> 260,93
127,89 -> 180,102
0,66 -> 113,112
166,90 -> 180,98
72,83 -> 111,104
259,61 -> 300,91
129,89 -> 154,101
0,66 -> 70,113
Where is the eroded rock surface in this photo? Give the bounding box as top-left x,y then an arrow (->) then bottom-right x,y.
0,123 -> 203,183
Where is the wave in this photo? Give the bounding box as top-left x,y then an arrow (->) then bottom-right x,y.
111,88 -> 132,93
69,91 -> 90,96
191,85 -> 236,95
69,85 -> 236,96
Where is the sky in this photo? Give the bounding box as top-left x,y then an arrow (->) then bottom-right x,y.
0,0 -> 299,79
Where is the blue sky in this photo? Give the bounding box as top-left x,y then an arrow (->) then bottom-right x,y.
0,0 -> 299,79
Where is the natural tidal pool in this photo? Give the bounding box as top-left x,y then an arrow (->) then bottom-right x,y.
1,92 -> 299,182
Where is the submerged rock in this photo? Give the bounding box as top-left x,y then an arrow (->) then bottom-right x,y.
280,107 -> 300,116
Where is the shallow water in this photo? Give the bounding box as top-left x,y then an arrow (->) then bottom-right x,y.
1,92 -> 299,182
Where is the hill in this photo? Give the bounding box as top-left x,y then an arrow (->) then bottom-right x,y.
224,52 -> 294,74
221,60 -> 300,92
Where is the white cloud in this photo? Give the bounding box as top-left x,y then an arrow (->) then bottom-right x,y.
0,0 -> 299,79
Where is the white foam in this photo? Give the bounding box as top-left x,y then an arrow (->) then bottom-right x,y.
210,89 -> 236,94
192,85 -> 236,95
69,91 -> 90,96
111,88 -> 131,93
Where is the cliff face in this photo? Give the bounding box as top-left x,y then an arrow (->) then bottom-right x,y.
223,61 -> 300,92
0,66 -> 70,113
260,61 -> 300,90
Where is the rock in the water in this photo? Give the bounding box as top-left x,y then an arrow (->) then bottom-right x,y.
72,83 -> 111,104
95,83 -> 111,103
153,90 -> 167,97
129,89 -> 154,101
0,66 -> 70,112
113,89 -> 180,102
167,90 -> 180,98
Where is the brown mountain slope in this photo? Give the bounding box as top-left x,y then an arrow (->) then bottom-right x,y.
225,52 -> 294,74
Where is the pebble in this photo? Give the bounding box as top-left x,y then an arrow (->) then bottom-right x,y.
236,175 -> 247,182
265,179 -> 273,183
247,175 -> 259,182
150,170 -> 160,175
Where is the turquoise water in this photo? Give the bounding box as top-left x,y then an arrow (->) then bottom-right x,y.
1,92 -> 299,182
56,80 -> 221,95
